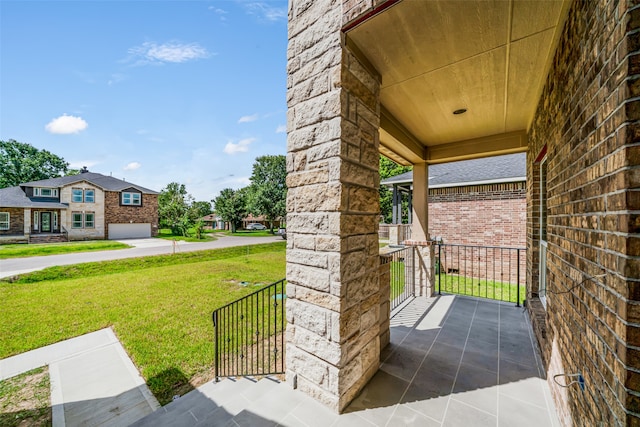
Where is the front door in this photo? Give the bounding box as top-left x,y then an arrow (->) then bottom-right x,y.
41,212 -> 51,232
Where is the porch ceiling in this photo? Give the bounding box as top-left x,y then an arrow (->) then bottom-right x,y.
345,0 -> 571,165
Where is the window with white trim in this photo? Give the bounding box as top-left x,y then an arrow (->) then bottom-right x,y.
34,188 -> 58,197
0,212 -> 9,230
33,212 -> 39,231
84,189 -> 95,203
539,157 -> 548,308
54,212 -> 58,230
84,212 -> 95,228
122,192 -> 141,206
72,188 -> 83,203
72,212 -> 83,228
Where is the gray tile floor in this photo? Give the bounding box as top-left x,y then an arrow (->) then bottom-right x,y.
133,294 -> 560,426
340,294 -> 560,427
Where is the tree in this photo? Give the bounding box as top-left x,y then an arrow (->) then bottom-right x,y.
158,182 -> 195,236
191,201 -> 213,219
379,156 -> 412,223
213,188 -> 247,233
247,155 -> 287,233
0,139 -> 69,188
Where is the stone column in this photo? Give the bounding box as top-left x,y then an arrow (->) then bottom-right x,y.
406,162 -> 435,296
286,0 -> 382,412
23,208 -> 31,238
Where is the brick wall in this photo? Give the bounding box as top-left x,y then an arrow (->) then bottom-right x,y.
0,207 -> 24,235
527,1 -> 640,425
103,191 -> 159,238
429,182 -> 526,248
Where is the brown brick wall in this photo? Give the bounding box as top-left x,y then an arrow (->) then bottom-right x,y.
527,0 -> 640,425
0,208 -> 24,235
429,182 -> 526,248
103,191 -> 159,238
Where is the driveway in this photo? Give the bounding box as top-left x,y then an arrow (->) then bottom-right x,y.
0,235 -> 282,279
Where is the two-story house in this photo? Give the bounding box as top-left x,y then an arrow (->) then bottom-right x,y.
0,168 -> 159,243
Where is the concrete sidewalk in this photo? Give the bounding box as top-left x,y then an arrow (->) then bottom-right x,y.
0,235 -> 282,279
0,328 -> 159,427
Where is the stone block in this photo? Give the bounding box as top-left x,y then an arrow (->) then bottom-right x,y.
287,249 -> 328,269
287,264 -> 330,292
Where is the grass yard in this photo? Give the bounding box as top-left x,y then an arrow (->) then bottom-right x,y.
0,366 -> 51,427
157,228 -> 217,242
436,273 -> 526,304
0,242 -> 286,405
0,240 -> 131,259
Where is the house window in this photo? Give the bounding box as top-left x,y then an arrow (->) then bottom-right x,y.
54,212 -> 58,230
72,188 -> 83,203
34,188 -> 58,197
72,212 -> 83,228
122,192 -> 141,206
0,212 -> 9,230
539,157 -> 548,307
85,212 -> 95,228
33,212 -> 39,231
85,189 -> 95,203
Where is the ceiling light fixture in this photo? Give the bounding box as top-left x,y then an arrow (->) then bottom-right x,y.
453,109 -> 467,115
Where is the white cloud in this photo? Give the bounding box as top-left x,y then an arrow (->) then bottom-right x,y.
124,162 -> 142,171
128,41 -> 210,64
108,73 -> 126,85
244,2 -> 287,21
275,124 -> 286,133
45,114 -> 88,134
238,114 -> 258,123
223,138 -> 256,154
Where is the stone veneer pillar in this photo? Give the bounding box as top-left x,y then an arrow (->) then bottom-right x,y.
286,0 -> 383,412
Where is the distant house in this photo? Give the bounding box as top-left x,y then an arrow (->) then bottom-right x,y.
0,168 -> 159,243
200,213 -> 227,230
242,214 -> 283,230
381,153 -> 526,248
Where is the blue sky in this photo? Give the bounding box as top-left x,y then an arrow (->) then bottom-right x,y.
0,0 -> 288,202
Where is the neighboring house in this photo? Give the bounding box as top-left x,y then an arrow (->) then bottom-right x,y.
242,214 -> 283,230
0,168 -> 159,243
381,153 -> 526,248
200,213 -> 227,230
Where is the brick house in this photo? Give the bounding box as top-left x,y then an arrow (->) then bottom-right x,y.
381,152 -> 526,248
0,168 -> 159,243
285,0 -> 639,424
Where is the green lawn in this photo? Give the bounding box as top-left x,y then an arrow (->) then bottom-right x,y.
156,228 -> 217,242
436,274 -> 526,304
0,242 -> 286,405
0,240 -> 131,259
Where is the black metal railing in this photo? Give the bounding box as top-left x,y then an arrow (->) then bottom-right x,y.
212,278 -> 286,381
385,246 -> 415,311
434,243 -> 526,306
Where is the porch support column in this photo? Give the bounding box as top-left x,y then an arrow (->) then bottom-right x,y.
286,0 -> 382,413
24,208 -> 31,238
407,162 -> 435,297
392,184 -> 399,224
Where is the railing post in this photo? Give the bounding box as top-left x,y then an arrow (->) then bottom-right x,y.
438,243 -> 442,295
212,311 -> 219,382
516,249 -> 521,307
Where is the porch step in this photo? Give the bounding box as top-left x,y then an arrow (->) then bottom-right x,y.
29,233 -> 67,244
130,377 -> 287,427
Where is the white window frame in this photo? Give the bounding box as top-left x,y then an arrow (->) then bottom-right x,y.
72,212 -> 83,228
539,157 -> 548,308
122,192 -> 141,206
84,212 -> 95,228
53,212 -> 58,230
72,188 -> 83,203
84,189 -> 95,203
33,212 -> 39,231
34,187 -> 58,197
0,212 -> 9,230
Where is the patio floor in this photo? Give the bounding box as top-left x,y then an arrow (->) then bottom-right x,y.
132,294 -> 560,426
339,294 -> 560,426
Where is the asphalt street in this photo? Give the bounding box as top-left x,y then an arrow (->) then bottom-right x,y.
0,235 -> 282,279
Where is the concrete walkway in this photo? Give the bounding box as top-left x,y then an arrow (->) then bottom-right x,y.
0,235 -> 282,279
0,328 -> 159,427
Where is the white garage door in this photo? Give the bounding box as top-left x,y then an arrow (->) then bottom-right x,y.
108,223 -> 151,239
